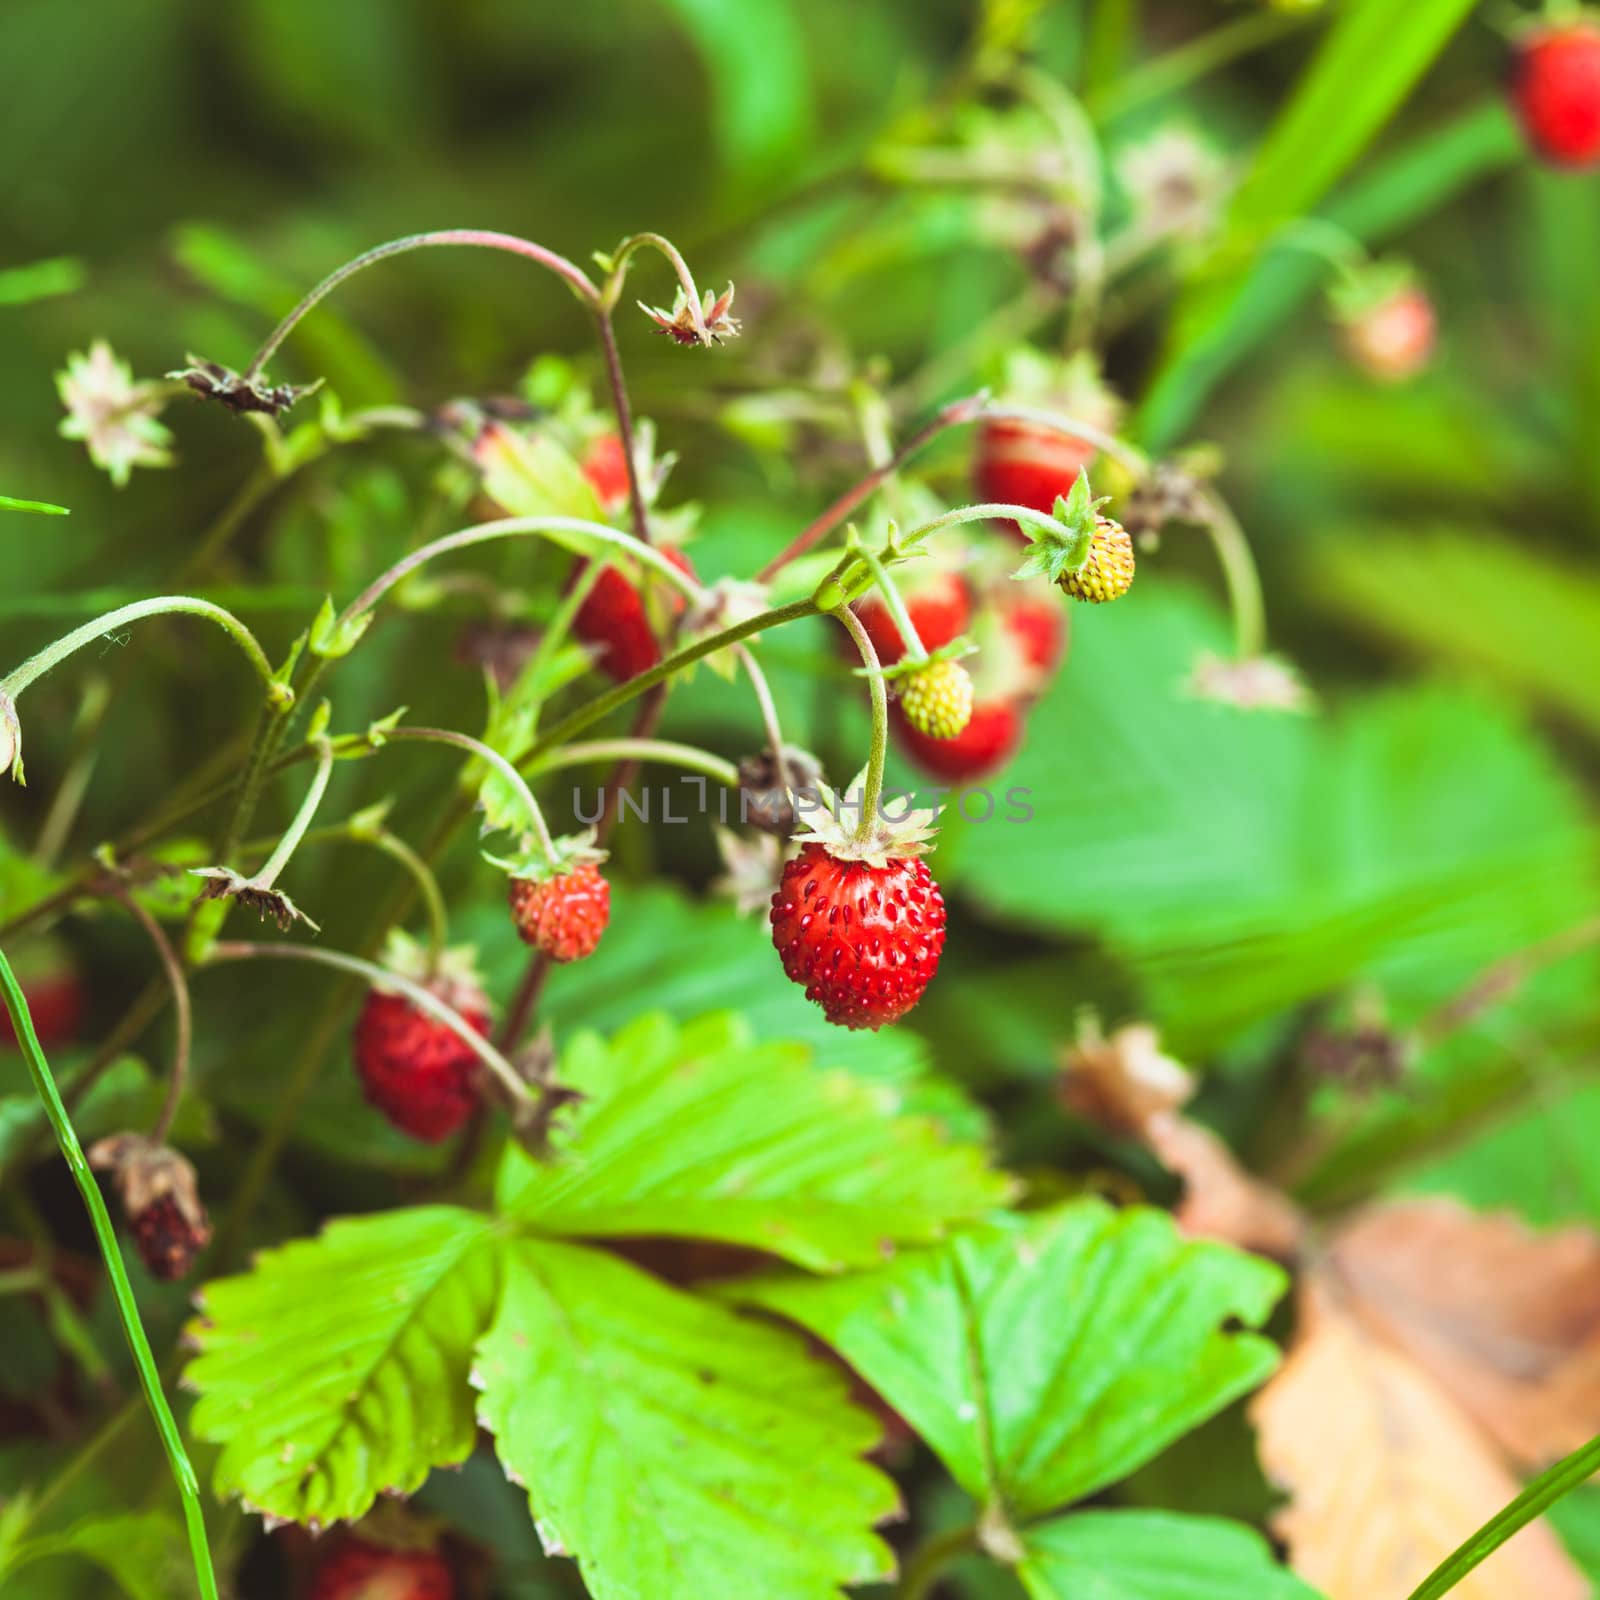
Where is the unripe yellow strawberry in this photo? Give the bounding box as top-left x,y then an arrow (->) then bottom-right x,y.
899,658 -> 974,740
1057,516 -> 1135,604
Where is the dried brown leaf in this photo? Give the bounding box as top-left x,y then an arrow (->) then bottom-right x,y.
1330,1197 -> 1600,1469
1252,1275 -> 1587,1600
1145,1112 -> 1305,1258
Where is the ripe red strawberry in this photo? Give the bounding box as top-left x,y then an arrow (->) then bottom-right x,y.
308,1538 -> 455,1600
895,699 -> 1025,782
508,859 -> 611,962
853,569 -> 971,666
976,350 -> 1121,540
1512,20 -> 1600,169
352,942 -> 491,1143
770,840 -> 946,1030
580,431 -> 632,514
998,588 -> 1067,675
573,546 -> 696,682
1341,284 -> 1436,383
975,418 -> 1098,537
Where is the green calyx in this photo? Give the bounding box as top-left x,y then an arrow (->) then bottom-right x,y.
1012,469 -> 1109,586
484,828 -> 607,884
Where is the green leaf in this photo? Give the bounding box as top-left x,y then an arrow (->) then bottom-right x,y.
186,1206 -> 502,1526
945,583 -> 1600,1054
655,0 -> 813,191
2,1513 -> 183,1600
1142,98 -> 1518,449
1017,1510 -> 1317,1600
1211,0 -> 1478,265
733,1200 -> 1285,1522
0,496 -> 69,516
474,426 -> 604,525
496,1011 -> 1010,1270
1307,527 -> 1600,737
0,257 -> 84,307
474,1237 -> 895,1600
465,882 -> 987,1137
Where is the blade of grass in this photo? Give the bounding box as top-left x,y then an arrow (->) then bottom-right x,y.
1406,1431 -> 1600,1600
0,946 -> 219,1600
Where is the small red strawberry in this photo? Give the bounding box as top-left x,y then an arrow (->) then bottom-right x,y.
308,1537 -> 455,1600
997,584 -> 1068,676
976,350 -> 1121,540
573,546 -> 697,682
769,783 -> 946,1030
352,938 -> 491,1143
1340,284 -> 1436,383
508,859 -> 610,962
895,698 -> 1025,782
853,568 -> 972,666
580,431 -> 632,515
1512,19 -> 1600,169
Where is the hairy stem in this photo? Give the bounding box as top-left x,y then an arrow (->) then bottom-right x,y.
332,515 -> 703,641
252,736 -> 334,888
244,230 -> 599,381
1201,493 -> 1267,659
531,738 -> 740,788
384,725 -> 556,861
527,598 -> 818,760
1,597 -> 282,705
0,948 -> 219,1600
207,940 -> 533,1113
594,308 -> 652,547
832,605 -> 889,840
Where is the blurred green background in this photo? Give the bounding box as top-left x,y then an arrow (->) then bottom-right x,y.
7,0 -> 1600,1594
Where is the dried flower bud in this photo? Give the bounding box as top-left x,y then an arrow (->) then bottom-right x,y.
89,1135 -> 212,1281
190,866 -> 319,932
737,748 -> 822,838
168,356 -> 321,417
640,284 -> 740,348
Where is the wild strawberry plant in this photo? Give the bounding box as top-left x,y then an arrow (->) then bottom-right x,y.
4,2 -> 1600,1598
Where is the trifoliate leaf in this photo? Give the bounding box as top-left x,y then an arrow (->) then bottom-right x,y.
732,1200 -> 1286,1523
495,1012 -> 1009,1270
1016,1510 -> 1318,1600
473,1238 -> 896,1600
186,1206 -> 503,1527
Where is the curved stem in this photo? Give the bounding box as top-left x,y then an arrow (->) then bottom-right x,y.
832,605 -> 889,841
104,883 -> 192,1145
1,597 -> 281,704
254,737 -> 334,888
755,393 -> 1144,584
594,309 -> 652,548
244,231 -> 599,382
206,940 -> 533,1113
362,828 -> 450,968
0,948 -> 219,1600
1201,494 -> 1267,659
755,394 -> 989,583
600,232 -> 710,335
333,515 -> 704,641
735,644 -> 789,773
531,738 -> 739,788
383,725 -> 556,860
859,548 -> 928,662
528,598 -> 818,761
